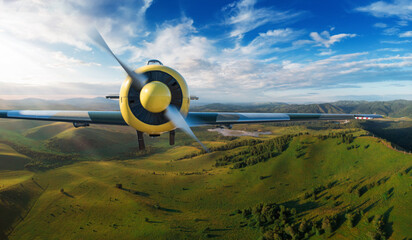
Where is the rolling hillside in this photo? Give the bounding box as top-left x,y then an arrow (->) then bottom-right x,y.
0,99 -> 411,239
1,98 -> 411,117
0,144 -> 31,171
0,129 -> 410,239
191,100 -> 412,118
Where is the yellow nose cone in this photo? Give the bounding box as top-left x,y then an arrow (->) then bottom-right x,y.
139,81 -> 171,113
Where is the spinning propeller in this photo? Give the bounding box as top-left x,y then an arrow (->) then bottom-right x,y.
90,30 -> 209,152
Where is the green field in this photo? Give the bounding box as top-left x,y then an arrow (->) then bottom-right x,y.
0,144 -> 31,171
0,119 -> 411,240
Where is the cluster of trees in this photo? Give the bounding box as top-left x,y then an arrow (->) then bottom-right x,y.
238,201 -> 364,240
316,132 -> 356,144
0,141 -> 78,171
349,179 -> 388,197
177,139 -> 263,160
24,153 -> 76,171
303,184 -> 330,200
368,215 -> 388,240
345,210 -> 360,228
346,144 -> 361,150
214,135 -> 295,169
239,202 -> 298,238
295,143 -> 307,158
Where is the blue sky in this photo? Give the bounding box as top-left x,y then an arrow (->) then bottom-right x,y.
0,0 -> 411,103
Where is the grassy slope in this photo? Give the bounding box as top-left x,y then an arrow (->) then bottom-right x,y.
0,178 -> 44,239
0,171 -> 34,189
23,122 -> 73,140
361,118 -> 412,151
6,133 -> 412,240
0,143 -> 31,170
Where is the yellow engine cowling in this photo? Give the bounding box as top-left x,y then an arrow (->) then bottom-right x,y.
119,65 -> 190,135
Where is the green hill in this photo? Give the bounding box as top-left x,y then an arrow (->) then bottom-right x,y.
43,125 -> 154,159
23,123 -> 73,140
360,119 -> 412,151
0,101 -> 411,239
0,175 -> 44,239
0,144 -> 31,170
191,100 -> 412,118
1,98 -> 411,117
2,131 -> 411,240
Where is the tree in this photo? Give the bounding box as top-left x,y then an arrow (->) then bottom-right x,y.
322,217 -> 333,234
346,213 -> 354,227
291,208 -> 297,218
298,218 -> 309,233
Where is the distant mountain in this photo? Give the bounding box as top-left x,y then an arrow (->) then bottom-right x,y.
0,98 -> 411,117
190,100 -> 412,117
0,97 -> 119,111
334,100 -> 412,118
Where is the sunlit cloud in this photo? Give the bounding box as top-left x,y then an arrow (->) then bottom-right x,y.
223,0 -> 303,38
373,22 -> 388,28
310,31 -> 356,48
399,31 -> 412,37
0,0 -> 411,103
356,0 -> 412,20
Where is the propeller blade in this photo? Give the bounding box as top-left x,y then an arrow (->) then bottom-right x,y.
89,29 -> 147,89
165,106 -> 210,152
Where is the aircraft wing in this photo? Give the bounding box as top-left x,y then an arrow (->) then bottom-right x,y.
0,110 -> 127,125
0,110 -> 382,127
186,112 -> 383,126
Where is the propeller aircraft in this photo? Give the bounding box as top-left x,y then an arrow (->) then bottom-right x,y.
0,31 -> 382,152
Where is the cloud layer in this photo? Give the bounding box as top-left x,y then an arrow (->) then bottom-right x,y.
0,0 -> 411,103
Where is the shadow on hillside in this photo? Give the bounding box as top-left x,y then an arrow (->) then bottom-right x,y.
361,121 -> 412,151
383,206 -> 394,239
281,199 -> 323,213
259,175 -> 271,180
0,232 -> 8,240
32,180 -> 44,190
158,206 -> 182,213
121,188 -> 150,197
146,219 -> 163,224
0,181 -> 44,238
208,228 -> 231,232
364,200 -> 380,213
62,192 -> 74,198
202,227 -> 231,238
203,234 -> 221,238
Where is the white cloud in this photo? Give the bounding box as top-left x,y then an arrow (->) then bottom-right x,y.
318,49 -> 335,56
0,1 -> 90,50
0,0 -> 153,51
0,31 -> 118,86
223,0 -> 302,38
356,0 -> 412,20
399,31 -> 412,37
128,18 -> 412,102
0,81 -> 120,100
0,1 -> 410,102
231,28 -> 304,55
381,39 -> 412,44
397,20 -> 409,26
130,18 -> 214,68
310,31 -> 356,48
373,22 -> 388,28
0,0 -> 154,99
50,52 -> 101,68
383,27 -> 400,35
377,48 -> 403,52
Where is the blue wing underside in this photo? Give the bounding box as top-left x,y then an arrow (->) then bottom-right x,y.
0,110 -> 382,127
